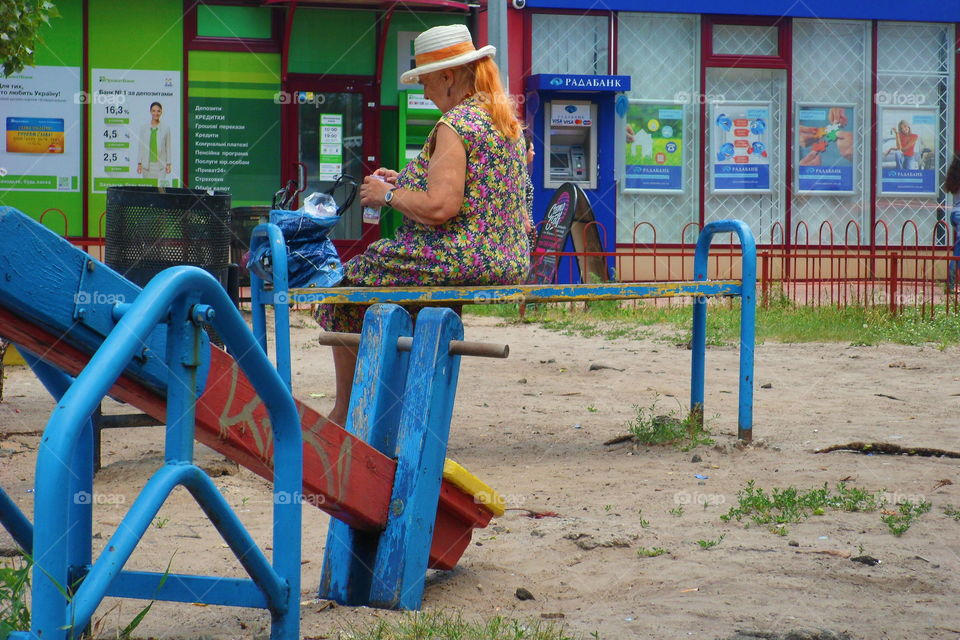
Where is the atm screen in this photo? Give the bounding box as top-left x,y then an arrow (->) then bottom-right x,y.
551,150 -> 570,169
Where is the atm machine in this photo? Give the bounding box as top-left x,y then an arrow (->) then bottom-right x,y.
526,74 -> 630,284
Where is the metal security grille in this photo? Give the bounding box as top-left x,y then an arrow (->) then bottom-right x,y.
704,68 -> 787,245
616,13 -> 700,245
791,19 -> 871,245
875,22 -> 955,247
712,24 -> 779,57
530,14 -> 609,76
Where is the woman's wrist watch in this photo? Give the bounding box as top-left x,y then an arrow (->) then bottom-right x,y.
384,186 -> 398,205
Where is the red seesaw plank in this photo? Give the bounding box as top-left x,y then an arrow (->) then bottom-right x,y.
0,306 -> 490,570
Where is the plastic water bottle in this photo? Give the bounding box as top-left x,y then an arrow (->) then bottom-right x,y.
363,174 -> 384,224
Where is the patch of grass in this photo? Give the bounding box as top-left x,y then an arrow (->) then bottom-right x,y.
943,505 -> 960,521
340,611 -> 591,640
626,397 -> 713,451
0,555 -> 31,636
882,500 -> 932,536
696,534 -> 725,550
636,546 -> 667,558
668,506 -> 684,518
466,299 -> 960,348
719,481 -> 926,535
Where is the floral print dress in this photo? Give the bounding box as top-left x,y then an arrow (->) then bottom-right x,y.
316,96 -> 530,332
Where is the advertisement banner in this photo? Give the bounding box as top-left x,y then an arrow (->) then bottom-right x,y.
0,66 -> 81,191
623,101 -> 684,193
795,104 -> 856,194
711,102 -> 771,193
878,106 -> 938,196
91,69 -> 181,193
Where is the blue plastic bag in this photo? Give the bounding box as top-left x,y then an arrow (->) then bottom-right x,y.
247,198 -> 344,288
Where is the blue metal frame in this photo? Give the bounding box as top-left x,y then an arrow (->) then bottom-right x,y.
5,266 -> 302,640
250,218 -> 758,443
691,220 -> 756,441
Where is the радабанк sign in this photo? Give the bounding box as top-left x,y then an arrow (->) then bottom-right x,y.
529,74 -> 632,92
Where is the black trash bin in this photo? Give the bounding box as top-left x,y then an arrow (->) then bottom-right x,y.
105,186 -> 232,288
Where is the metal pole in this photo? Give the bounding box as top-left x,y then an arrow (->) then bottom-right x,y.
487,0 -> 510,90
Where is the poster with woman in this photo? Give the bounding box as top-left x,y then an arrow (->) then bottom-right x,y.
710,102 -> 771,193
795,104 -> 856,195
878,106 -> 937,196
623,100 -> 684,193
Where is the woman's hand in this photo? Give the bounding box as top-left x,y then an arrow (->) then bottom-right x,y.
360,174 -> 394,208
374,168 -> 400,185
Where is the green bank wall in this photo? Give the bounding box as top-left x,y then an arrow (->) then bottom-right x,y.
0,1 -> 83,236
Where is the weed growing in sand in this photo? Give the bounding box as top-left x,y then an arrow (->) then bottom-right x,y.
720,481 -> 934,535
696,535 -> 725,550
669,506 -> 684,518
341,610 -> 590,639
637,510 -> 650,528
0,554 -> 30,635
153,516 -> 170,529
943,505 -> 960,521
636,547 -> 667,558
882,500 -> 931,536
626,397 -> 713,451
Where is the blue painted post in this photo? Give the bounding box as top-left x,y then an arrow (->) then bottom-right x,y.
249,222 -> 292,390
692,220 -> 756,441
367,307 -> 464,610
319,304 -> 413,605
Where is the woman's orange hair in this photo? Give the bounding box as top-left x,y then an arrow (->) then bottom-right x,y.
469,57 -> 521,141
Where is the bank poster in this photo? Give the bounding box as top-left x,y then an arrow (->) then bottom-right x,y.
796,104 -> 856,194
711,102 -> 770,193
0,66 -> 81,191
878,106 -> 937,196
623,101 -> 684,193
91,69 -> 181,193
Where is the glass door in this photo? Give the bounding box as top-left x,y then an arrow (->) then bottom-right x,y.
282,78 -> 378,260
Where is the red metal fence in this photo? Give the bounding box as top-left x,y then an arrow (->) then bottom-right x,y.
548,218 -> 960,316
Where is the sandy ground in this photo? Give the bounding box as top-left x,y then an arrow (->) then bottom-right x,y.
2,310 -> 960,639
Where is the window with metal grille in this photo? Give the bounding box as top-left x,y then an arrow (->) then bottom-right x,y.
791,19 -> 871,246
616,12 -> 700,246
530,14 -> 609,75
712,24 -> 779,57
875,22 -> 955,247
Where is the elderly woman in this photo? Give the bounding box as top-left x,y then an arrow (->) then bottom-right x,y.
317,24 -> 529,426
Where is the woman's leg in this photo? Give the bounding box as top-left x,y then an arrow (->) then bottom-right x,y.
328,345 -> 358,427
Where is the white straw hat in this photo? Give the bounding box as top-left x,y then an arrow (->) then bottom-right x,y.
400,24 -> 496,85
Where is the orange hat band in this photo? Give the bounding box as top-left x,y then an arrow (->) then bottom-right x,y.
415,41 -> 476,67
